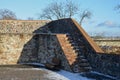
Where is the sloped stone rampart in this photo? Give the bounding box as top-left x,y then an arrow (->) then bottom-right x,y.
47,18 -> 120,78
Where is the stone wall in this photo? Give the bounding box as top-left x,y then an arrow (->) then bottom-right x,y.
0,33 -> 33,64
0,33 -> 71,71
94,39 -> 120,54
47,19 -> 120,78
0,20 -> 49,33
0,19 -> 120,78
94,39 -> 120,47
48,18 -> 103,53
85,52 -> 120,78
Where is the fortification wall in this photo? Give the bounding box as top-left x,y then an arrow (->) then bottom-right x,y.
94,39 -> 120,46
0,20 -> 49,33
0,33 -> 35,64
47,19 -> 120,78
93,39 -> 120,54
0,33 -> 71,71
0,19 -> 120,78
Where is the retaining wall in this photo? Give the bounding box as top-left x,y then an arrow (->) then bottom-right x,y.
0,33 -> 71,71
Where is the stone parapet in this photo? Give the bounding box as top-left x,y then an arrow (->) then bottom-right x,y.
0,20 -> 49,33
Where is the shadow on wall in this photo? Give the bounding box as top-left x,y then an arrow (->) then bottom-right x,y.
17,23 -> 51,63
85,52 -> 120,78
17,34 -> 39,63
17,33 -> 72,71
16,19 -> 72,71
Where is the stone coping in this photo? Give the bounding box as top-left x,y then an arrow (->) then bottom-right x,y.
0,20 -> 50,22
0,33 -> 67,36
71,18 -> 104,53
93,39 -> 120,41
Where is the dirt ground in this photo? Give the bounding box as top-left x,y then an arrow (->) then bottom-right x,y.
0,66 -> 68,80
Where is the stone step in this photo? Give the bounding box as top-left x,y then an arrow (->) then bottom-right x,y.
72,46 -> 80,50
74,49 -> 81,53
79,68 -> 91,72
72,66 -> 91,72
71,43 -> 83,46
68,39 -> 78,42
79,55 -> 85,59
80,59 -> 88,62
78,60 -> 88,63
79,63 -> 90,67
79,69 -> 90,72
83,66 -> 92,70
73,45 -> 79,48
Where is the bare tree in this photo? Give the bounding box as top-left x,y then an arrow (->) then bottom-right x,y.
79,10 -> 92,25
65,1 -> 79,18
115,4 -> 120,9
39,1 -> 79,20
0,9 -> 17,20
114,4 -> 120,13
39,1 -> 92,25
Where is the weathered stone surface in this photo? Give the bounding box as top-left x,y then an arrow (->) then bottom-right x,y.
0,34 -> 33,64
0,19 -> 119,78
0,33 -> 72,72
0,20 -> 49,33
85,52 -> 120,78
47,18 -> 120,78
93,39 -> 120,54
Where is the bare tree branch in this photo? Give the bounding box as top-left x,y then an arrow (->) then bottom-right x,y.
66,1 -> 79,18
79,10 -> 92,25
115,4 -> 120,13
39,1 -> 92,25
0,9 -> 17,20
39,1 -> 79,20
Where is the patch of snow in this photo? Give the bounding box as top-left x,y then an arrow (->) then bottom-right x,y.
20,68 -> 91,80
57,70 -> 92,80
18,63 -> 92,80
15,68 -> 69,80
43,69 -> 69,80
90,71 -> 117,80
20,63 -> 45,67
19,63 -> 118,80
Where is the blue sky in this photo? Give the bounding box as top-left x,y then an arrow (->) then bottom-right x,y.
0,0 -> 120,36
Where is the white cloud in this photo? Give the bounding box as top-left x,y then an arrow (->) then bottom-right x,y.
97,21 -> 120,27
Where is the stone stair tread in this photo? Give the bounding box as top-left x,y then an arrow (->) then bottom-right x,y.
79,63 -> 90,67
83,66 -> 92,70
79,59 -> 88,62
73,46 -> 79,48
79,68 -> 91,72
78,60 -> 88,63
58,34 -> 92,73
79,55 -> 85,58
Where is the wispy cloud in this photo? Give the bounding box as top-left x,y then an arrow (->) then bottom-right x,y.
97,21 -> 120,27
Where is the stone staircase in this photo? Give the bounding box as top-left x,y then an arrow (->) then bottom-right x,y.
57,34 -> 77,65
57,34 -> 92,72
